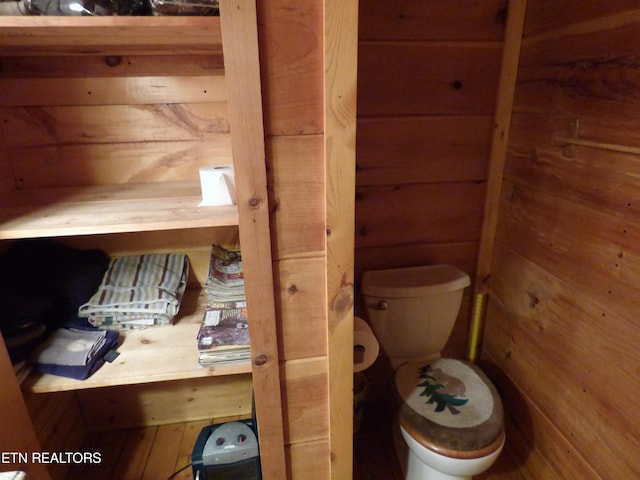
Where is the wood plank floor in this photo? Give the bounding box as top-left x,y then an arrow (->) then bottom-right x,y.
65,404 -> 404,480
353,400 -> 404,480
64,416 -> 245,480
62,403 -> 520,480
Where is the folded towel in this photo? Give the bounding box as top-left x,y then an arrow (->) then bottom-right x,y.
33,328 -> 107,366
79,253 -> 189,327
31,328 -> 119,380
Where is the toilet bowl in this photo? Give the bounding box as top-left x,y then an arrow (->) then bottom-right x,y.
362,265 -> 504,479
402,425 -> 504,480
395,358 -> 504,480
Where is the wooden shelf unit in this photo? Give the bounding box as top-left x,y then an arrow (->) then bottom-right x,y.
22,290 -> 252,394
0,16 -> 243,391
0,181 -> 239,239
0,16 -> 222,56
0,3 -> 288,479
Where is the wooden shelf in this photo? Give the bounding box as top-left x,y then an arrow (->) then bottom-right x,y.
0,181 -> 239,239
22,290 -> 251,393
0,16 -> 222,56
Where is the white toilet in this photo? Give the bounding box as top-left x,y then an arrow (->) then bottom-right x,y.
361,265 -> 505,480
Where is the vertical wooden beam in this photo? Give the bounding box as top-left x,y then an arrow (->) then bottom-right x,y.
469,0 -> 527,362
325,0 -> 359,478
0,335 -> 52,479
219,1 -> 287,479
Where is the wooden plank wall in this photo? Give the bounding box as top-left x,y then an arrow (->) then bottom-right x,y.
355,0 -> 507,361
481,1 -> 640,478
0,57 -> 228,188
256,1 -> 332,478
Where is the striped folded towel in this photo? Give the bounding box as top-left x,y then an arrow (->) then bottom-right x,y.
79,253 -> 189,329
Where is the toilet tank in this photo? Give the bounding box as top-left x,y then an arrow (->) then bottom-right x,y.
361,265 -> 470,362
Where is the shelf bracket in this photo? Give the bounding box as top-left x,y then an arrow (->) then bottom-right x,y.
556,117 -> 581,158
553,117 -> 640,157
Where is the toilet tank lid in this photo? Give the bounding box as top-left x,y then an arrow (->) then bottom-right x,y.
361,265 -> 470,298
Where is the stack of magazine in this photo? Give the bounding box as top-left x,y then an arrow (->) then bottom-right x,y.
197,245 -> 251,367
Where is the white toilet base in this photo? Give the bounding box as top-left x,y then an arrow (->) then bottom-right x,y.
401,426 -> 504,480
406,448 -> 470,480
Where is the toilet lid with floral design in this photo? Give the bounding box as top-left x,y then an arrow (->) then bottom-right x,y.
395,358 -> 504,456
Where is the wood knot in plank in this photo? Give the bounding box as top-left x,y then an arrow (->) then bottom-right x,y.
332,274 -> 354,314
104,56 -> 122,67
332,288 -> 353,314
253,354 -> 269,366
526,291 -> 539,309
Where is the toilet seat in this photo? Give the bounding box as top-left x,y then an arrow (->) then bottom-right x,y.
395,358 -> 504,460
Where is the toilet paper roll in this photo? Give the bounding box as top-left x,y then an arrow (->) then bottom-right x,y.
199,165 -> 237,206
354,316 -> 379,372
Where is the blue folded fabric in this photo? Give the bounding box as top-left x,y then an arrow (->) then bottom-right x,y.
32,328 -> 119,380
